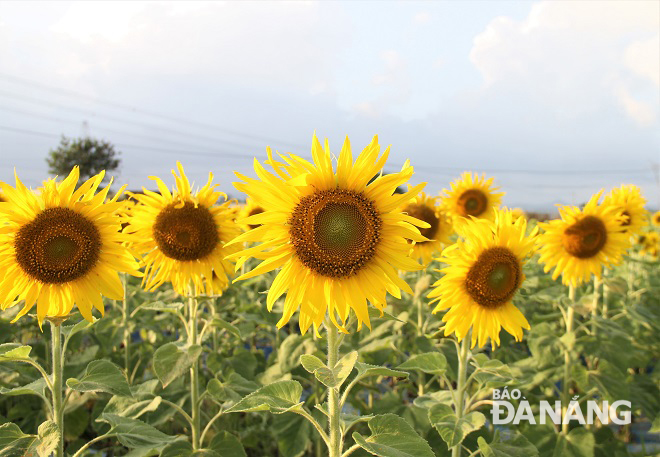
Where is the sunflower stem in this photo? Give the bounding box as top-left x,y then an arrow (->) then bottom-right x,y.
562,284 -> 576,435
452,333 -> 471,457
188,293 -> 201,450
121,273 -> 131,377
50,320 -> 64,457
326,321 -> 342,457
591,275 -> 600,336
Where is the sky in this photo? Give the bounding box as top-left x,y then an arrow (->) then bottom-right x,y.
0,0 -> 658,212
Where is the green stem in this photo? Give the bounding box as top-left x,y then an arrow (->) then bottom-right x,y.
451,333 -> 471,457
50,321 -> 64,457
562,284 -> 576,435
591,275 -> 599,335
326,321 -> 342,457
415,294 -> 426,396
189,293 -> 201,450
121,273 -> 130,376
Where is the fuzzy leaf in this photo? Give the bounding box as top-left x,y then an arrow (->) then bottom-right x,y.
352,414 -> 434,457
67,360 -> 132,397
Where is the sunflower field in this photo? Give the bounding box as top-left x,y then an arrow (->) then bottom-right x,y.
0,134 -> 658,457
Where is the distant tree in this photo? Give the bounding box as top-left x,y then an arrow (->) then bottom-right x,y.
47,136 -> 121,183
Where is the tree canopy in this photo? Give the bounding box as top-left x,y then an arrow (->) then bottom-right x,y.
47,136 -> 121,183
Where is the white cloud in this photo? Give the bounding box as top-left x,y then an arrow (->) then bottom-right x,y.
469,1 -> 659,126
413,12 -> 431,24
353,50 -> 411,118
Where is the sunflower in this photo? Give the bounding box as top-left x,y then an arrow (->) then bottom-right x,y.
239,197 -> 266,231
0,168 -> 140,326
427,209 -> 536,348
639,231 -> 659,258
441,172 -> 504,225
227,134 -> 428,334
602,185 -> 648,236
653,211 -> 660,226
536,191 -> 630,286
510,207 -> 526,220
400,191 -> 453,265
125,162 -> 240,296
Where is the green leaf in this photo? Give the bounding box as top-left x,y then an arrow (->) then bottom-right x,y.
478,431 -> 539,457
139,301 -> 184,313
397,352 -> 447,375
0,344 -> 32,360
552,428 -> 594,457
354,362 -> 409,382
651,414 -> 660,433
160,440 -> 192,457
352,414 -> 434,457
413,390 -> 453,410
0,423 -> 37,457
272,411 -> 311,457
62,319 -> 94,340
0,378 -> 49,402
470,354 -> 513,387
36,421 -> 60,457
153,343 -> 203,388
103,413 -> 177,448
428,404 -> 485,447
210,317 -> 241,338
208,431 -> 247,457
334,351 -> 358,387
67,360 -> 132,397
225,380 -> 303,414
299,354 -> 325,374
207,373 -> 259,405
104,396 -> 162,419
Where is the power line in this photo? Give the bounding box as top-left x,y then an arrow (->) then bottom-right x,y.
0,72 -> 308,150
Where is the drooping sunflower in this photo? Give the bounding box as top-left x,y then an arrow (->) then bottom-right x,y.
0,168 -> 140,326
427,209 -> 536,348
602,185 -> 648,236
536,191 -> 630,286
400,191 -> 453,265
125,162 -> 240,296
441,172 -> 504,224
239,197 -> 266,231
227,134 -> 428,334
652,211 -> 660,227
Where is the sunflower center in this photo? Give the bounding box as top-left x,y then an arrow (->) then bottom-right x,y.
289,189 -> 381,278
403,203 -> 438,242
247,206 -> 264,230
465,247 -> 521,309
15,207 -> 102,284
457,189 -> 488,217
562,215 -> 607,259
153,201 -> 219,261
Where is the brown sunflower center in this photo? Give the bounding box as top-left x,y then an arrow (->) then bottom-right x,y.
247,206 -> 264,230
153,201 -> 219,261
289,189 -> 381,278
457,189 -> 488,217
465,247 -> 521,309
15,207 -> 102,284
562,215 -> 607,259
403,203 -> 438,242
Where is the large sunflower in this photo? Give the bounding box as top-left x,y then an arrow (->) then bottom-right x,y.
400,191 -> 453,265
0,168 -> 140,326
536,191 -> 630,286
441,172 -> 504,224
125,162 -> 240,296
227,134 -> 428,334
427,209 -> 536,348
602,185 -> 648,236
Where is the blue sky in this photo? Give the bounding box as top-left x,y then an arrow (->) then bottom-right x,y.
0,1 -> 658,211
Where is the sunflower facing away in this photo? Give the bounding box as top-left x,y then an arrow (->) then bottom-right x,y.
441,172 -> 504,225
227,134 -> 429,334
602,185 -> 648,236
536,191 -> 630,286
652,211 -> 660,227
400,191 -> 453,265
125,162 -> 240,296
427,209 -> 536,348
0,168 -> 140,326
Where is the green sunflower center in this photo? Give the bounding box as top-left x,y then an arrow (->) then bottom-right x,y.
153,201 -> 219,261
289,189 -> 381,278
562,215 -> 607,259
457,189 -> 488,217
465,247 -> 521,309
15,207 -> 102,284
402,203 -> 439,243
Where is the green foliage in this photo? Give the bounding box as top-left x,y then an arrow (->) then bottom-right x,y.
46,136 -> 120,183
